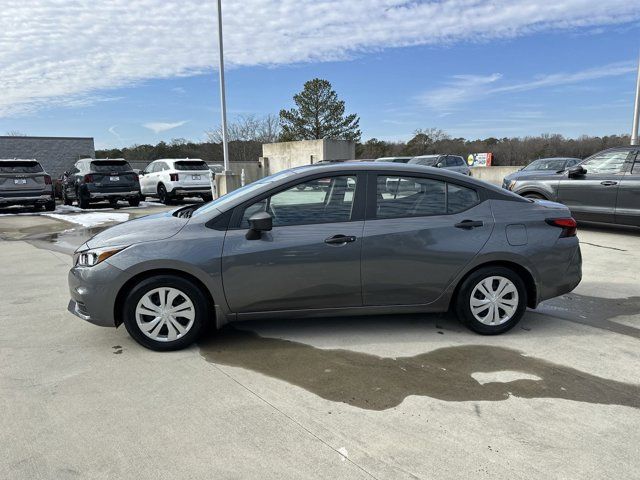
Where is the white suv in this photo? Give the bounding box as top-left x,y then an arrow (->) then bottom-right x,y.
140,159 -> 212,204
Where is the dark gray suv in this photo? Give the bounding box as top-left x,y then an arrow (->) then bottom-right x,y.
505,147 -> 639,227
0,159 -> 55,211
68,162 -> 581,350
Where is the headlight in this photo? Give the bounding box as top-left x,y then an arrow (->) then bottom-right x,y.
74,246 -> 128,267
507,180 -> 517,191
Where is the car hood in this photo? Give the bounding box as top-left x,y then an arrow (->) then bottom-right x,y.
85,210 -> 187,249
504,170 -> 563,182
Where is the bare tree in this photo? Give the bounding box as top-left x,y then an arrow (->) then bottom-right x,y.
5,130 -> 27,136
206,114 -> 280,144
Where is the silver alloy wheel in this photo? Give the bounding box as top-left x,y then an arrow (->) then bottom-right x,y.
135,287 -> 195,342
469,276 -> 519,326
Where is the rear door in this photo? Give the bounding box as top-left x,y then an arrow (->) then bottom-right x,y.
139,162 -> 157,194
221,173 -> 365,314
91,160 -> 137,192
557,149 -> 629,223
361,173 -> 494,305
615,151 -> 640,226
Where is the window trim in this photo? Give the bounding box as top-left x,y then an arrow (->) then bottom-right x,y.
365,172 -> 481,220
228,171 -> 367,230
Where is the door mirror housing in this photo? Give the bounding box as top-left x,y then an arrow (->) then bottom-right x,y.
567,165 -> 586,178
245,211 -> 273,240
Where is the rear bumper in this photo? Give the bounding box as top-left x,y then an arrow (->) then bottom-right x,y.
0,192 -> 53,206
170,186 -> 211,196
537,244 -> 582,304
87,190 -> 141,200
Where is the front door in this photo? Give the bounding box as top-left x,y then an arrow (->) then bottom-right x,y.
615,151 -> 640,226
361,173 -> 494,305
221,174 -> 364,313
557,149 -> 629,223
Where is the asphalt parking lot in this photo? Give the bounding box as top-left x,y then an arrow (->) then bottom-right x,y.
1,202 -> 639,479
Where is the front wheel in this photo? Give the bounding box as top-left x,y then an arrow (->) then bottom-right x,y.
122,275 -> 208,351
455,267 -> 527,335
523,193 -> 545,200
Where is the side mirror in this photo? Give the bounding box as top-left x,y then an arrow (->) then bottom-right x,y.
567,165 -> 586,178
245,211 -> 273,240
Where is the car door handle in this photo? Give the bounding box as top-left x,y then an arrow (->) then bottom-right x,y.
325,235 -> 356,245
600,181 -> 618,186
455,220 -> 484,229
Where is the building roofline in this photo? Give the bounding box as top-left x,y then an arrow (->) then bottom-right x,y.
0,135 -> 94,141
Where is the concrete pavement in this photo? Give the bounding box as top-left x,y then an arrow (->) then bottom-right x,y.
0,210 -> 639,479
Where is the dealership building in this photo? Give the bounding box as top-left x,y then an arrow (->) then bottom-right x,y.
0,136 -> 95,179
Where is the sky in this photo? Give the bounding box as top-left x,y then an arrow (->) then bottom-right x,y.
1,0 -> 640,149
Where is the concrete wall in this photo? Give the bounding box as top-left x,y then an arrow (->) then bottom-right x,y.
0,136 -> 95,179
471,166 -> 522,185
261,139 -> 355,175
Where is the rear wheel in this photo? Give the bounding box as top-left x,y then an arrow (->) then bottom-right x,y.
122,275 -> 207,351
128,197 -> 141,207
44,200 -> 56,211
201,193 -> 213,202
158,184 -> 171,205
109,198 -> 119,208
78,189 -> 90,209
455,266 -> 527,335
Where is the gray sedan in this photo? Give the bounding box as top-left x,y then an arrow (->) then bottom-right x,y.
504,147 -> 639,227
68,162 -> 581,350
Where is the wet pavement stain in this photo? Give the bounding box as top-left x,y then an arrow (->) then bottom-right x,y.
24,226 -> 109,255
199,327 -> 640,411
537,293 -> 640,339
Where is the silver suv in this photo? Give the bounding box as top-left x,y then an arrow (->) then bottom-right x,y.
409,155 -> 471,175
0,159 -> 55,211
68,162 -> 581,351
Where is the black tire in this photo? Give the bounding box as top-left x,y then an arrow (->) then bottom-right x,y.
201,193 -> 213,202
122,275 -> 208,351
78,189 -> 90,209
62,190 -> 72,206
455,266 -> 527,335
128,197 -> 141,207
44,200 -> 56,211
158,184 -> 172,205
523,193 -> 545,200
109,198 -> 119,208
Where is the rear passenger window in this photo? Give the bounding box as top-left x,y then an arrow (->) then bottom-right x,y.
447,183 -> 479,213
376,175 -> 478,218
377,176 -> 446,218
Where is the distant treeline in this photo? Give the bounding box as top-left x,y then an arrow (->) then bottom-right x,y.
97,132 -> 632,167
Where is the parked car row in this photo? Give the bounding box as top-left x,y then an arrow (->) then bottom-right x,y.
375,154 -> 471,175
503,147 -> 639,227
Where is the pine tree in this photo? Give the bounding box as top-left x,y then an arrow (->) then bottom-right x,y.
279,79 -> 361,142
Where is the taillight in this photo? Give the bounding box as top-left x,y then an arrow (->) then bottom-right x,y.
44,175 -> 52,185
546,218 -> 577,237
84,174 -> 94,183
170,173 -> 179,181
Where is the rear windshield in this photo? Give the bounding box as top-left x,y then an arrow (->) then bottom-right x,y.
175,160 -> 209,171
0,161 -> 43,173
409,156 -> 439,166
91,160 -> 132,173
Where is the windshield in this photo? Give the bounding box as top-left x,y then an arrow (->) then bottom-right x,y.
0,161 -> 43,173
409,156 -> 439,166
91,160 -> 132,173
192,169 -> 299,217
175,160 -> 208,171
522,159 -> 567,171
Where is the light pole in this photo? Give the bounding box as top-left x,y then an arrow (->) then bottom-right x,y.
216,0 -> 230,171
632,53 -> 640,146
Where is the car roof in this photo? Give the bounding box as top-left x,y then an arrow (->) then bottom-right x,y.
0,158 -> 39,163
154,158 -> 205,163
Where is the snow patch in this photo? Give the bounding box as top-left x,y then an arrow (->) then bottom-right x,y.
44,212 -> 130,227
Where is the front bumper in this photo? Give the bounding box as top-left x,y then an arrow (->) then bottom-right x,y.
67,260 -> 132,327
0,193 -> 53,206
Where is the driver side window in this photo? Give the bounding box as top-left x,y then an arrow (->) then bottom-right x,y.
240,175 -> 357,228
581,151 -> 629,174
